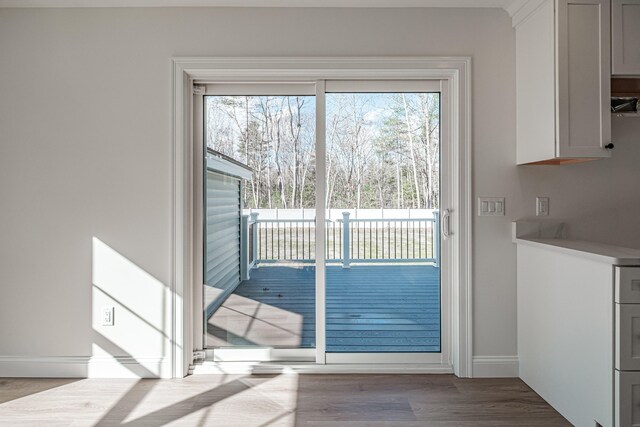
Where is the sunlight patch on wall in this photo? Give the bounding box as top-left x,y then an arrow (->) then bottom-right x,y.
91,237 -> 170,376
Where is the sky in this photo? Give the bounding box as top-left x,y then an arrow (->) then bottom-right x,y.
206,92 -> 440,152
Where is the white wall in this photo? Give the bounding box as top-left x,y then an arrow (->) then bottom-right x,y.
0,6 -> 637,377
516,117 -> 640,248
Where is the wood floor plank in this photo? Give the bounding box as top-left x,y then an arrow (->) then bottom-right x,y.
0,375 -> 570,426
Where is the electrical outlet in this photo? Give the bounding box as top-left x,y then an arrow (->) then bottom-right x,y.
536,197 -> 550,216
102,307 -> 114,326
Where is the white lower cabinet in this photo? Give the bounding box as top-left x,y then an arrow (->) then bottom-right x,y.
617,267 -> 640,427
517,244 -> 614,426
516,241 -> 640,427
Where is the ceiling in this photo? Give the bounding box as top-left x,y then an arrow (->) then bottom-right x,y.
0,0 -> 529,17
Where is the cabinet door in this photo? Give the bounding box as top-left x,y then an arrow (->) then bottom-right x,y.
516,0 -> 556,165
616,370 -> 640,427
616,304 -> 640,371
612,0 -> 640,75
556,0 -> 611,158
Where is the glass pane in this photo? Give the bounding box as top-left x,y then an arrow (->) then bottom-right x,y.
203,95 -> 316,349
325,92 -> 441,353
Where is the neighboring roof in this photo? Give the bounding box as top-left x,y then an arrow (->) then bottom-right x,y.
206,148 -> 253,181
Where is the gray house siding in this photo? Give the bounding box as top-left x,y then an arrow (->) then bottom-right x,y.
205,170 -> 241,292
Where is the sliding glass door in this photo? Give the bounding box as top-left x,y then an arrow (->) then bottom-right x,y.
201,84 -> 317,361
322,81 -> 443,363
199,80 -> 447,364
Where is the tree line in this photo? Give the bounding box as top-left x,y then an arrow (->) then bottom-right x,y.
205,92 -> 440,210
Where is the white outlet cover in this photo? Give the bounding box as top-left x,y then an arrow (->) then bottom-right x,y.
102,306 -> 114,326
536,197 -> 550,216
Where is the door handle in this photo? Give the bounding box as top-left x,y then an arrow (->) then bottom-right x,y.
441,209 -> 452,240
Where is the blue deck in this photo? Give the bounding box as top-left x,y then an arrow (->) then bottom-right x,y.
207,264 -> 440,352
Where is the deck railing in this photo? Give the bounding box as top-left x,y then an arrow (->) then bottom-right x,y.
243,211 -> 439,270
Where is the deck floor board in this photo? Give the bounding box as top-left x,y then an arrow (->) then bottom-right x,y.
207,264 -> 440,352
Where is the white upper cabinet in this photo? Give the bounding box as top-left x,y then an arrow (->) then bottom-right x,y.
515,0 -> 612,165
612,0 -> 640,75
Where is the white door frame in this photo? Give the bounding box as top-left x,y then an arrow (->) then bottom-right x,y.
195,79 -> 448,367
171,57 -> 473,378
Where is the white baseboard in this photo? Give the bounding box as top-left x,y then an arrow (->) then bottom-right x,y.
0,355 -> 516,378
472,356 -> 519,378
88,356 -> 171,378
0,356 -> 171,378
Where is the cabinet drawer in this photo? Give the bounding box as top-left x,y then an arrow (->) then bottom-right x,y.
616,370 -> 640,427
616,267 -> 640,303
617,304 -> 640,370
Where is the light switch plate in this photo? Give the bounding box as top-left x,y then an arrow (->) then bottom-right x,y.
478,197 -> 505,216
536,197 -> 550,216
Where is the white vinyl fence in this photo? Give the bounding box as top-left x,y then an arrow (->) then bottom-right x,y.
240,209 -> 440,269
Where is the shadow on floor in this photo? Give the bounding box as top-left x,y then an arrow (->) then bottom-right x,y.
206,264 -> 441,352
0,374 -> 571,426
0,378 -> 80,404
94,375 -> 276,426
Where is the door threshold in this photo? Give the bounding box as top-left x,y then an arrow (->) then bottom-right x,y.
190,361 -> 454,375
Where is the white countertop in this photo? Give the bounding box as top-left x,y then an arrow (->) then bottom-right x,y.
512,220 -> 640,265
514,237 -> 640,266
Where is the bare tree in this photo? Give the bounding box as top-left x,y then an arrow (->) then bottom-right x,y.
401,94 -> 422,208
205,92 -> 440,211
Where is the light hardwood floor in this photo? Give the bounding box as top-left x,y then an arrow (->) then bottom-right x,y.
0,375 -> 570,426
